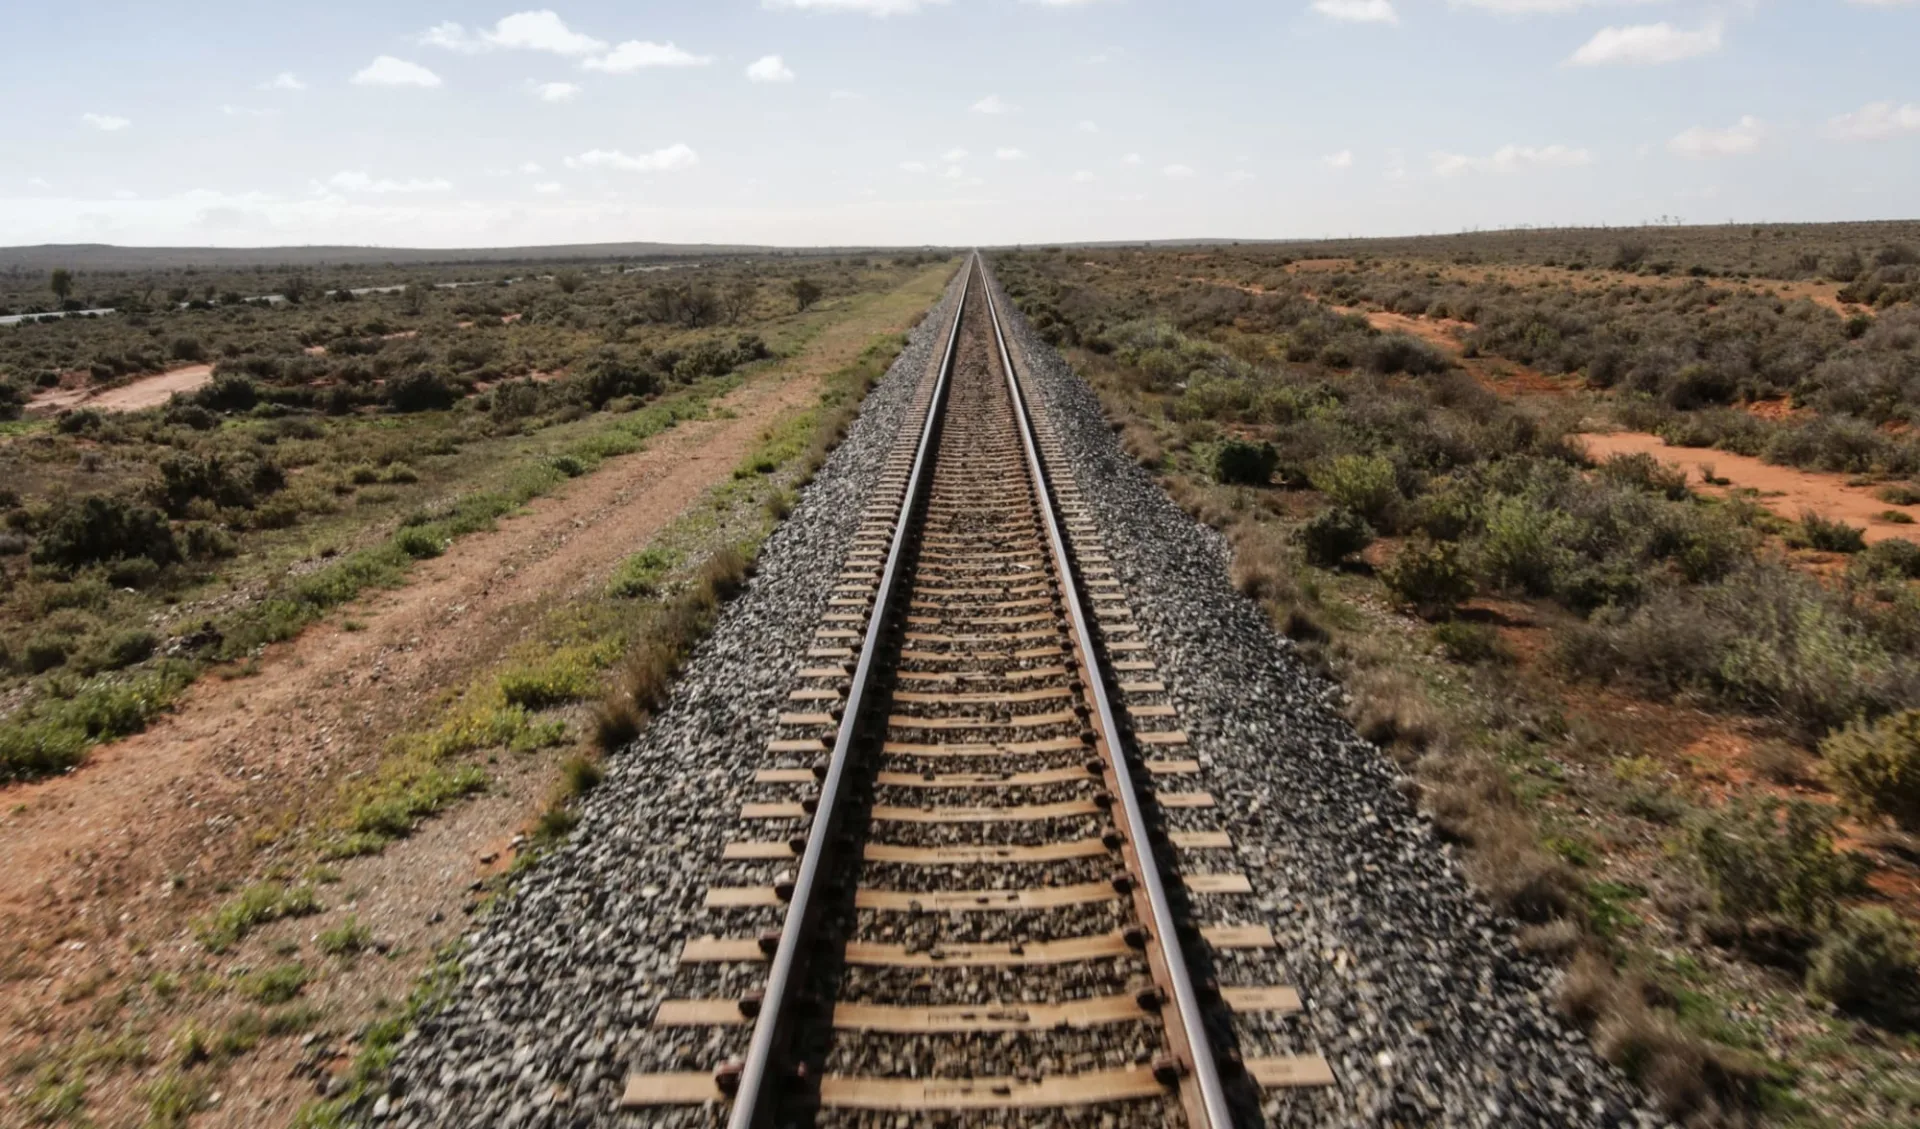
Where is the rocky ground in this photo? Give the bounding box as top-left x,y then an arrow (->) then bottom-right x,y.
367,266 -> 1658,1129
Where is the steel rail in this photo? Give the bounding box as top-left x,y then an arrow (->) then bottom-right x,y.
724,256 -> 975,1129
979,253 -> 1236,1129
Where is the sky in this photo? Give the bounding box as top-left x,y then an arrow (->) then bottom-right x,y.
2,0 -> 1917,249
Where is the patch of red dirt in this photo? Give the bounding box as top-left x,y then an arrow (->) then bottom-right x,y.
1580,431 -> 1920,545
1745,398 -> 1803,423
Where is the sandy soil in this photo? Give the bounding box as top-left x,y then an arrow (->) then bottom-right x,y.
1581,430 -> 1920,544
0,291 -> 920,1124
27,363 -> 215,414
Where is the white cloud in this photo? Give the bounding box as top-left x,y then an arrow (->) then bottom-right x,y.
1567,21 -> 1722,66
352,56 -> 442,88
746,55 -> 795,82
583,41 -> 712,72
1667,115 -> 1765,158
996,147 -> 1025,160
1121,152 -> 1142,165
420,22 -> 483,52
1431,143 -> 1593,175
488,11 -> 607,54
327,171 -> 453,194
563,144 -> 700,172
1077,120 -> 1099,134
899,160 -> 929,173
260,72 -> 305,91
763,0 -> 947,13
971,94 -> 1013,114
1311,0 -> 1399,24
221,104 -> 277,118
534,182 -> 563,194
942,147 -> 969,162
1228,170 -> 1256,183
1826,100 -> 1920,142
519,162 -> 544,174
1072,170 -> 1097,182
1162,163 -> 1196,178
1845,0 -> 1919,5
81,113 -> 130,131
531,81 -> 582,102
421,12 -> 607,56
829,89 -> 861,100
1323,149 -> 1355,168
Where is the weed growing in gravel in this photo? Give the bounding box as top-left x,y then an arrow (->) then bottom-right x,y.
195,882 -> 320,953
234,963 -> 309,1005
317,917 -> 375,959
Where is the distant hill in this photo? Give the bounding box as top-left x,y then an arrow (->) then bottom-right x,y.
0,241 -> 935,272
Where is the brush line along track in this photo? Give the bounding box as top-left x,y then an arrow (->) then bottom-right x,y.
624,255 -> 1333,1126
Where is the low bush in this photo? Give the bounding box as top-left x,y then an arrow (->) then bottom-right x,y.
387,370 -> 457,413
33,495 -> 178,574
1820,710 -> 1920,831
1796,511 -> 1866,553
1596,452 -> 1690,501
1311,453 -> 1399,526
1382,536 -> 1475,617
1296,506 -> 1373,567
1805,907 -> 1918,1011
1212,439 -> 1279,485
607,546 -> 677,598
1432,620 -> 1512,665
1690,796 -> 1866,929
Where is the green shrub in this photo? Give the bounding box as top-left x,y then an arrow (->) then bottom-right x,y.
387,370 -> 457,412
33,495 -> 178,573
1212,439 -> 1279,486
497,657 -> 598,710
1805,907 -> 1917,1008
1861,537 -> 1920,579
607,546 -> 677,598
1311,454 -> 1399,526
1797,512 -> 1866,553
1296,506 -> 1373,567
1478,495 -> 1574,596
1432,620 -> 1512,665
1383,536 -> 1475,617
1820,710 -> 1920,831
1874,482 -> 1920,506
76,629 -> 157,674
1690,797 -> 1866,928
393,527 -> 443,560
1597,452 -> 1690,501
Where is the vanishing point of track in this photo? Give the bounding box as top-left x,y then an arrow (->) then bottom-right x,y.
624,255 -> 1333,1126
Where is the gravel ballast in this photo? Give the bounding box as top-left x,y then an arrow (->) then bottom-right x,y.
369,263 -> 1657,1129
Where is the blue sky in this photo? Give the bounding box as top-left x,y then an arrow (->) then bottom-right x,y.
3,1 -> 1916,248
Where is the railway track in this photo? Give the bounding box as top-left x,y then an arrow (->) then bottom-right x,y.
624,255 -> 1332,1126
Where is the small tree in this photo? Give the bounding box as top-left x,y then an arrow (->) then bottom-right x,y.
790,277 -> 823,312
554,270 -> 584,295
724,278 -> 758,323
49,268 -> 73,304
